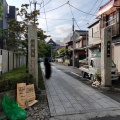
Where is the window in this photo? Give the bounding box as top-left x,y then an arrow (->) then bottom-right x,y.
76,43 -> 79,48
82,39 -> 86,47
107,11 -> 117,26
90,60 -> 94,67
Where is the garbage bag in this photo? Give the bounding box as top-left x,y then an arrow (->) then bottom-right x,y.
2,94 -> 27,120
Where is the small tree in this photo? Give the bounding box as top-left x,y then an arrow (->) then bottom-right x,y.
0,3 -> 50,68
38,43 -> 51,58
65,46 -> 70,59
57,48 -> 65,56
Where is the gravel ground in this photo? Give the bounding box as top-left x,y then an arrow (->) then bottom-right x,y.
0,90 -> 50,120
26,90 -> 50,120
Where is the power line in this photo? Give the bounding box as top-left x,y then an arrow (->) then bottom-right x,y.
42,0 -> 48,33
88,0 -> 103,23
47,23 -> 88,33
80,0 -> 99,23
47,24 -> 71,32
50,29 -> 72,36
68,2 -> 74,19
48,27 -> 71,32
68,2 -> 81,30
69,4 -> 96,16
40,2 -> 67,13
79,23 -> 88,27
39,16 -> 90,22
40,0 -> 52,9
39,17 -> 72,21
29,0 -> 32,12
74,19 -> 81,30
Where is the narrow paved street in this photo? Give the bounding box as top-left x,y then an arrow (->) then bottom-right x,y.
41,63 -> 120,120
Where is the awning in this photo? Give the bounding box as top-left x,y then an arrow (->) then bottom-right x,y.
92,40 -> 101,45
75,48 -> 85,50
114,42 -> 120,45
96,0 -> 115,17
88,40 -> 101,49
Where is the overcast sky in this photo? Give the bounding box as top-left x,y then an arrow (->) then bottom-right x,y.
7,0 -> 109,42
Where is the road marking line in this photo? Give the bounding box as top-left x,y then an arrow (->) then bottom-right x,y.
71,72 -> 92,81
71,72 -> 82,77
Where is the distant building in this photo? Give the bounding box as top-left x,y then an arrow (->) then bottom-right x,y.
47,38 -> 60,49
0,0 -> 16,50
55,40 -> 64,46
65,30 -> 88,67
64,33 -> 72,45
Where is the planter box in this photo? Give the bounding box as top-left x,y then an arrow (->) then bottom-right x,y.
0,90 -> 16,111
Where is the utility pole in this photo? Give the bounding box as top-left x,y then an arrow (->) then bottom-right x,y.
34,4 -> 36,24
30,0 -> 37,24
33,0 -> 37,24
72,18 -> 75,68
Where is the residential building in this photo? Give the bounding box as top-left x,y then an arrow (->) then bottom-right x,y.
88,20 -> 101,59
0,0 -> 16,50
66,30 -> 88,67
88,0 -> 120,72
74,30 -> 88,60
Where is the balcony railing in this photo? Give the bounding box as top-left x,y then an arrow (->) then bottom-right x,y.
103,17 -> 119,37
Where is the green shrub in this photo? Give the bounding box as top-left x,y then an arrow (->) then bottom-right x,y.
0,66 -> 34,92
38,64 -> 45,90
94,72 -> 101,82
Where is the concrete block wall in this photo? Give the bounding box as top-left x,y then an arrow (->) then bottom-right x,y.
14,53 -> 17,69
9,51 -> 13,71
2,50 -> 8,73
0,49 -> 26,74
16,55 -> 20,68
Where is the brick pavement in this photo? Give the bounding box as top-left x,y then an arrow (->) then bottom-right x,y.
41,63 -> 120,120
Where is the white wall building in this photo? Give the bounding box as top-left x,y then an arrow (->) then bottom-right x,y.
88,20 -> 101,59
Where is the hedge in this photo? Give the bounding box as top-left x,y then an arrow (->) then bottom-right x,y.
0,66 -> 34,92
